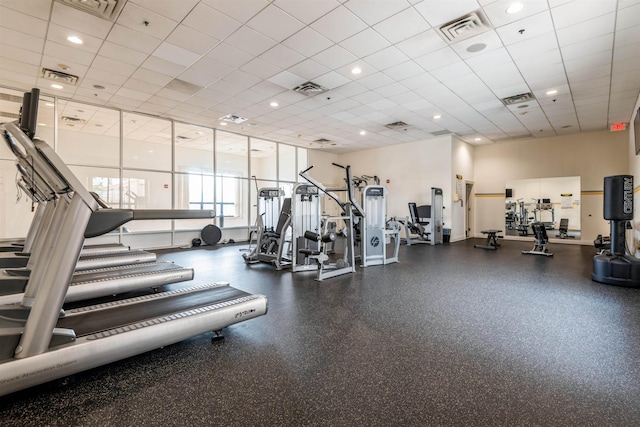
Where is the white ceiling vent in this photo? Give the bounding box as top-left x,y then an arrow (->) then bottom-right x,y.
41,68 -> 79,85
385,121 -> 409,131
293,81 -> 329,97
438,10 -> 491,43
58,0 -> 127,21
220,114 -> 248,124
61,116 -> 86,125
431,130 -> 452,136
501,92 -> 536,106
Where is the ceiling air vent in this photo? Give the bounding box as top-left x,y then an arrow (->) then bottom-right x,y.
438,10 -> 491,43
220,114 -> 248,124
41,68 -> 79,85
431,130 -> 452,136
293,81 -> 329,97
501,92 -> 535,106
58,0 -> 127,21
61,116 -> 85,125
385,121 -> 409,131
313,138 -> 331,143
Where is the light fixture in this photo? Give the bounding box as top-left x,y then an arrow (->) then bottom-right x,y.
351,66 -> 362,75
270,101 -> 278,107
474,137 -> 481,141
359,130 -> 366,136
466,43 -> 487,53
546,89 -> 558,95
38,123 -> 46,126
433,114 -> 442,119
51,84 -> 63,89
506,2 -> 524,14
67,35 -> 83,44
45,103 -> 54,107
220,122 -> 227,126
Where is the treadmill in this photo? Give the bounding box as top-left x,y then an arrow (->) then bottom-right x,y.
0,90 -> 267,396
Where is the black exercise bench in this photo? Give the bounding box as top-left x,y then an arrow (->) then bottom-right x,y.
474,230 -> 503,250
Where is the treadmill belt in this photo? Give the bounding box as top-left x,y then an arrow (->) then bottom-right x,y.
58,286 -> 251,337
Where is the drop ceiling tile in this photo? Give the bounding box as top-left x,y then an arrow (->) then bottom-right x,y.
130,68 -> 174,86
382,60 -> 425,81
117,2 -> 178,39
344,0 -> 411,25
129,0 -> 198,21
206,43 -> 254,68
310,5 -> 367,43
108,95 -> 144,109
364,46 -> 410,71
183,3 -> 242,40
85,68 -> 129,86
166,25 -> 219,56
374,82 -> 409,98
99,41 -> 148,67
153,42 -> 201,67
156,87 -> 192,102
50,3 -> 113,38
413,47 -> 460,71
222,70 -> 263,88
92,55 -> 138,77
239,57 -> 281,80
551,0 -> 616,29
41,55 -> 88,77
1,0 -> 51,20
312,45 -> 358,69
395,29 -> 448,58
374,7 -> 431,44
106,25 -> 162,55
202,0 -> 269,23
141,55 -> 186,77
556,14 -> 615,48
207,79 -> 246,97
283,27 -> 334,58
340,28 -> 391,58
225,26 -> 277,56
259,44 -> 305,69
115,86 -> 152,102
0,42 -> 42,65
0,6 -> 48,38
43,40 -> 96,67
615,25 -> 640,49
565,58 -> 611,81
612,42 -> 640,61
450,30 -> 504,60
314,71 -> 351,89
0,26 -> 45,53
616,3 -> 639,30
288,59 -> 331,81
331,81 -> 369,97
267,70 -> 305,89
123,78 -> 163,95
246,4 -> 305,42
430,62 -> 473,83
506,32 -> 559,59
413,0 -> 481,27
483,0 -> 550,28
356,72 -> 395,90
495,11 -> 554,46
0,57 -> 39,77
46,23 -> 105,55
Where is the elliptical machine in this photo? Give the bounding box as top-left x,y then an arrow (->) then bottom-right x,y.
592,175 -> 640,287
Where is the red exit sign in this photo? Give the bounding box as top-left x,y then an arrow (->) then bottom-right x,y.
610,123 -> 626,131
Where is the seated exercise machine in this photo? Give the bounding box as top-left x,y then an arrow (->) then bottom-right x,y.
0,89 -> 267,397
242,187 -> 292,270
474,230 -> 503,250
290,183 -> 323,272
400,187 -> 444,245
593,175 -> 640,287
555,218 -> 574,239
521,222 -> 553,257
357,185 -> 400,266
298,163 -> 363,281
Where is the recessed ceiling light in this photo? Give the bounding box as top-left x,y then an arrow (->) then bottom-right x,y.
506,2 -> 524,14
51,84 -> 63,89
474,137 -> 481,141
433,114 -> 442,119
45,103 -> 54,107
67,35 -> 83,44
351,66 -> 362,75
38,123 -> 46,126
93,84 -> 105,90
270,101 -> 278,107
466,43 -> 487,53
359,130 -> 366,136
196,131 -> 203,135
546,89 -> 558,95
220,122 -> 227,126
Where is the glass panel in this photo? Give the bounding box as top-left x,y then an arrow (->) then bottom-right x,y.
174,122 -> 213,174
250,138 -> 277,181
57,100 -> 120,166
174,173 -> 215,230
123,113 -> 171,171
69,166 -> 121,208
122,169 -> 172,232
278,144 -> 296,182
0,159 -> 35,239
216,130 -> 248,178
249,179 -> 278,229
216,177 -> 249,228
297,147 -> 308,182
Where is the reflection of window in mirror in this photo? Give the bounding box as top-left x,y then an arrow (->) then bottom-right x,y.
216,130 -> 248,178
217,177 -> 249,228
505,177 -> 581,239
250,138 -> 277,181
175,123 -> 213,174
123,113 -> 171,171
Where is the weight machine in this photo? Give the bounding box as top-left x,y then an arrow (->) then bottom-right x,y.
242,187 -> 292,270
290,183 -> 322,272
298,163 -> 363,281
357,185 -> 400,266
401,187 -> 444,245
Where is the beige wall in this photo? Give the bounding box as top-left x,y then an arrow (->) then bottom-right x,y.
474,129 -> 629,243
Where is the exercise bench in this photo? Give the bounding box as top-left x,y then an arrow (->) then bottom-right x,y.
474,230 -> 503,250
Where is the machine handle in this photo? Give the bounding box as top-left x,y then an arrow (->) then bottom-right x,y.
331,162 -> 345,169
300,165 -> 314,174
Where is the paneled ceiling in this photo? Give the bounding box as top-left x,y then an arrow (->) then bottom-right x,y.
0,0 -> 638,153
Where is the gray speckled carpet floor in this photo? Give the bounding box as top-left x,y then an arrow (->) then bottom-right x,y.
1,238 -> 639,426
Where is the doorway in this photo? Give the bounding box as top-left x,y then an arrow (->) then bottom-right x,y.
465,182 -> 474,238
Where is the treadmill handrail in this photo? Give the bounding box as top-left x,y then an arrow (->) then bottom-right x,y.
85,209 -> 216,238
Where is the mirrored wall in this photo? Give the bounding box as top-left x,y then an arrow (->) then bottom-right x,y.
0,86 -> 308,248
505,176 -> 581,239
